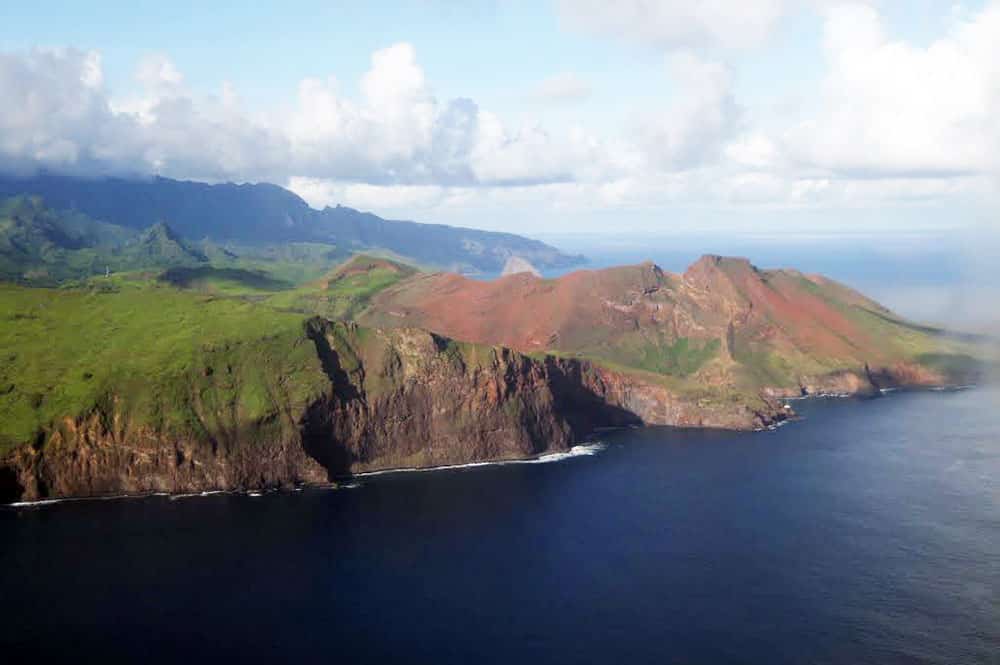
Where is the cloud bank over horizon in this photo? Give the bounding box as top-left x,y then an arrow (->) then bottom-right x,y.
0,1 -> 997,233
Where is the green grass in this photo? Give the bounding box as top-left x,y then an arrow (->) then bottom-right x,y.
0,279 -> 330,454
264,260 -> 415,320
0,257 -> 433,455
566,333 -> 721,379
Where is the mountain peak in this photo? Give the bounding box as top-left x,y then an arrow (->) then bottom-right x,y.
0,173 -> 584,273
314,254 -> 417,290
683,255 -> 758,290
140,221 -> 181,241
688,254 -> 754,271
128,221 -> 206,263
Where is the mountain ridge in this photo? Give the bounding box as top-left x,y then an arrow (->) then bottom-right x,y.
0,174 -> 584,273
358,254 -> 982,396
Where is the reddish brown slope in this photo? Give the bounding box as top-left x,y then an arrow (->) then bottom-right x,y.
359,254 -> 958,394
362,261 -> 676,352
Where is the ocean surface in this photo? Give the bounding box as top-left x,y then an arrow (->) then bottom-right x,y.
2,388 -> 998,664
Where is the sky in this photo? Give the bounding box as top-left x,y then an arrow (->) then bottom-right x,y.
1,0 -> 999,235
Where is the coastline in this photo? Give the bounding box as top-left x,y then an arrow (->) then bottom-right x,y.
1,383 -> 978,508
2,443 -> 610,508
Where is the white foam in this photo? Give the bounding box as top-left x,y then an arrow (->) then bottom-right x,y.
759,418 -> 793,432
355,443 -> 608,478
169,490 -> 231,501
930,384 -> 974,392
6,498 -> 65,508
6,445 -> 608,506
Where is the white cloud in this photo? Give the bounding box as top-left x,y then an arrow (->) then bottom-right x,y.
634,53 -> 741,169
532,73 -> 592,102
784,2 -> 1000,178
136,53 -> 184,90
0,5 -> 997,236
288,177 -> 447,212
0,44 -> 600,187
0,48 -> 140,176
556,0 -> 791,50
279,43 -> 603,186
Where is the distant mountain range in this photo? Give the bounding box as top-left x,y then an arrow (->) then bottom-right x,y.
0,174 -> 583,273
0,196 -> 210,282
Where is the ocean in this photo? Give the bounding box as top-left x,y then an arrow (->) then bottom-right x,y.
2,387 -> 997,664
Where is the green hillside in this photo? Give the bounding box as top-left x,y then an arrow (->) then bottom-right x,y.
0,278 -> 328,455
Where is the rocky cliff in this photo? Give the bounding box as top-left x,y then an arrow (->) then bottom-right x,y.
2,318 -> 786,503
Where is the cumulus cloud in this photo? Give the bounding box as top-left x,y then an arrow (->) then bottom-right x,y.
0,44 -> 606,188
0,49 -> 140,176
288,177 -> 448,212
784,2 -> 1000,178
556,0 -> 791,50
1,2 -> 998,232
635,53 -> 741,169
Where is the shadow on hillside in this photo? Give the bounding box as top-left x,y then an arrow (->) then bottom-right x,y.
159,266 -> 293,291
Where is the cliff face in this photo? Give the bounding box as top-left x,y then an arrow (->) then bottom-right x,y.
3,410 -> 329,502
553,361 -> 787,431
7,319 -> 776,503
762,361 -> 951,398
300,320 -> 583,476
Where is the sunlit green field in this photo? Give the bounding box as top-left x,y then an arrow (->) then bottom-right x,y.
0,276 -> 329,454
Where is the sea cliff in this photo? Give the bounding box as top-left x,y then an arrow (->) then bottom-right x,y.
1,318 -> 790,503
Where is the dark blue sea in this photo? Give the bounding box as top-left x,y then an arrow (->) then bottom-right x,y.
2,388 -> 998,664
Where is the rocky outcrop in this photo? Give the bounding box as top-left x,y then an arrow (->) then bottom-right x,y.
299,320 -> 583,476
556,361 -> 788,431
4,411 -> 329,502
501,256 -> 542,278
762,361 -> 954,399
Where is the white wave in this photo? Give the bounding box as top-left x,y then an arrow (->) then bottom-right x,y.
355,443 -> 607,478
930,384 -> 975,392
8,491 -> 159,507
169,490 -> 231,501
6,498 -> 66,507
6,445 -> 609,506
759,418 -> 794,432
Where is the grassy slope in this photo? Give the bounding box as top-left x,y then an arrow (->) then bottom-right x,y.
264,256 -> 418,320
0,256 -> 464,456
0,276 -> 331,455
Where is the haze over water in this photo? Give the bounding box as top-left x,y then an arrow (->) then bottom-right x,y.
3,387 -> 997,664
